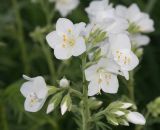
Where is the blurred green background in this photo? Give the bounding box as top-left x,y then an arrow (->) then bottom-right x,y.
0,0 -> 160,130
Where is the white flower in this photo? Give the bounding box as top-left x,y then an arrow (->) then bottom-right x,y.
85,0 -> 113,23
85,58 -> 119,96
101,34 -> 139,80
46,18 -> 86,60
130,34 -> 150,48
85,0 -> 128,34
60,77 -> 70,87
116,4 -> 154,33
53,0 -> 79,17
126,112 -> 146,125
20,75 -> 48,112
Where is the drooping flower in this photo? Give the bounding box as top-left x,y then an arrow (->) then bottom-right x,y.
116,4 -> 154,33
20,75 -> 48,112
101,34 -> 139,80
50,0 -> 79,17
46,18 -> 86,60
85,58 -> 119,96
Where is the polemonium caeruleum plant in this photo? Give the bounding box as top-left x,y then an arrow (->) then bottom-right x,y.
21,0 -> 155,130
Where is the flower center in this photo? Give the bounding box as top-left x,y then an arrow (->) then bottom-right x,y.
62,32 -> 75,48
115,50 -> 131,65
29,93 -> 41,107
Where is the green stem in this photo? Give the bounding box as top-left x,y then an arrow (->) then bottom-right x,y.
128,71 -> 135,102
0,106 -> 9,130
70,88 -> 83,98
12,0 -> 30,74
145,0 -> 157,13
38,37 -> 56,84
40,0 -> 55,25
81,54 -> 90,130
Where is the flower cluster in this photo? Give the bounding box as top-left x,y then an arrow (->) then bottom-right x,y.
104,101 -> 146,126
20,0 -> 154,128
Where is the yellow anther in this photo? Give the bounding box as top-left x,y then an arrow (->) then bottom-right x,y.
69,39 -> 75,46
68,29 -> 72,33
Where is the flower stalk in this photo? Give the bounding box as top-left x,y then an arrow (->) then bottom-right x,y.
12,0 -> 30,74
128,71 -> 135,102
82,53 -> 90,130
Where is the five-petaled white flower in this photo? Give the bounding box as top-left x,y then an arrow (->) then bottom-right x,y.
85,0 -> 128,34
50,0 -> 79,17
101,34 -> 139,80
20,75 -> 48,112
116,3 -> 154,33
46,18 -> 86,60
85,58 -> 119,96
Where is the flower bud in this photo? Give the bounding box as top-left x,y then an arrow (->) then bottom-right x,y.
60,77 -> 70,88
61,94 -> 72,115
46,91 -> 63,114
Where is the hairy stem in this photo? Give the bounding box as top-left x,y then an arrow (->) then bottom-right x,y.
145,0 -> 157,13
128,71 -> 135,102
12,0 -> 30,74
81,54 -> 90,130
0,106 -> 9,130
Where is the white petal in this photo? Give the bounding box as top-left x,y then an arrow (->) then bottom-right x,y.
56,0 -> 79,17
24,96 -> 46,112
20,81 -> 33,97
88,81 -> 100,96
74,22 -> 86,36
46,103 -> 54,114
113,49 -> 139,71
137,17 -> 154,33
72,37 -> 86,56
105,18 -> 128,34
120,69 -> 129,80
54,44 -> 72,60
33,76 -> 48,99
102,58 -> 122,75
126,112 -> 146,125
46,31 -> 62,49
127,4 -> 141,22
61,101 -> 68,115
23,75 -> 32,80
101,73 -> 119,94
109,34 -> 131,50
130,34 -> 150,47
85,65 -> 97,81
56,18 -> 74,35
115,5 -> 127,18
